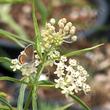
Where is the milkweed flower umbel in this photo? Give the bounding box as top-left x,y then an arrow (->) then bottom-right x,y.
54,56 -> 90,96
10,58 -> 40,76
41,18 -> 77,50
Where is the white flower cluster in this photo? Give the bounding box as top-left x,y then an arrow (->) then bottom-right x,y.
47,49 -> 61,66
48,50 -> 60,60
54,56 -> 90,96
10,55 -> 40,76
10,59 -> 21,71
41,18 -> 77,50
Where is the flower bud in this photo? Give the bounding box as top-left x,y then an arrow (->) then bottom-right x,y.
50,18 -> 56,25
71,35 -> 77,41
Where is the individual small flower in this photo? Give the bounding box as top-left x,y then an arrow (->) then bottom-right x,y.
70,26 -> 76,35
71,35 -> 77,42
64,25 -> 69,31
58,22 -> 64,28
54,56 -> 90,96
54,68 -> 65,77
69,58 -> 77,66
50,18 -> 56,25
60,56 -> 67,62
82,84 -> 91,93
66,22 -> 72,27
54,77 -> 66,88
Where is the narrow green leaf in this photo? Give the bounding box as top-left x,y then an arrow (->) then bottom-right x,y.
0,57 -> 11,63
0,29 -> 34,46
32,0 -> 42,59
0,30 -> 25,47
0,92 -> 7,98
0,76 -> 28,85
38,80 -> 55,87
17,84 -> 27,110
0,107 -> 9,110
64,44 -> 104,57
24,88 -> 32,110
55,103 -> 73,110
35,0 -> 48,25
0,96 -> 13,110
0,49 -> 12,71
70,94 -> 91,110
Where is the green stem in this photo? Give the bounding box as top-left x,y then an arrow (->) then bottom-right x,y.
70,94 -> 91,110
31,0 -> 45,109
24,88 -> 32,110
35,64 -> 45,84
32,86 -> 37,110
32,63 -> 45,110
17,84 -> 27,110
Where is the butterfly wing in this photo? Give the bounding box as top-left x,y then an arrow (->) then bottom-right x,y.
24,44 -> 35,63
18,54 -> 27,64
18,44 -> 35,64
25,44 -> 34,57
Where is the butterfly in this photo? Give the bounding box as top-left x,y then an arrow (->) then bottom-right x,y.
18,44 -> 35,64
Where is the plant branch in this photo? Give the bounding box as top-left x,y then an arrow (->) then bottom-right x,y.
70,94 -> 91,110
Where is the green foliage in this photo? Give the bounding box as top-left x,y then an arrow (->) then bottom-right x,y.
38,101 -> 59,110
38,80 -> 55,87
39,101 -> 74,110
35,0 -> 48,25
0,96 -> 13,110
0,29 -> 34,47
24,88 -> 32,110
32,86 -> 37,110
0,57 -> 11,63
17,84 -> 27,110
64,44 -> 104,57
0,92 -> 7,98
32,0 -> 42,59
0,76 -> 28,85
70,95 -> 91,110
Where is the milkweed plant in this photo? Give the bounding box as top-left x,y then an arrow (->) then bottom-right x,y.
0,0 -> 103,110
